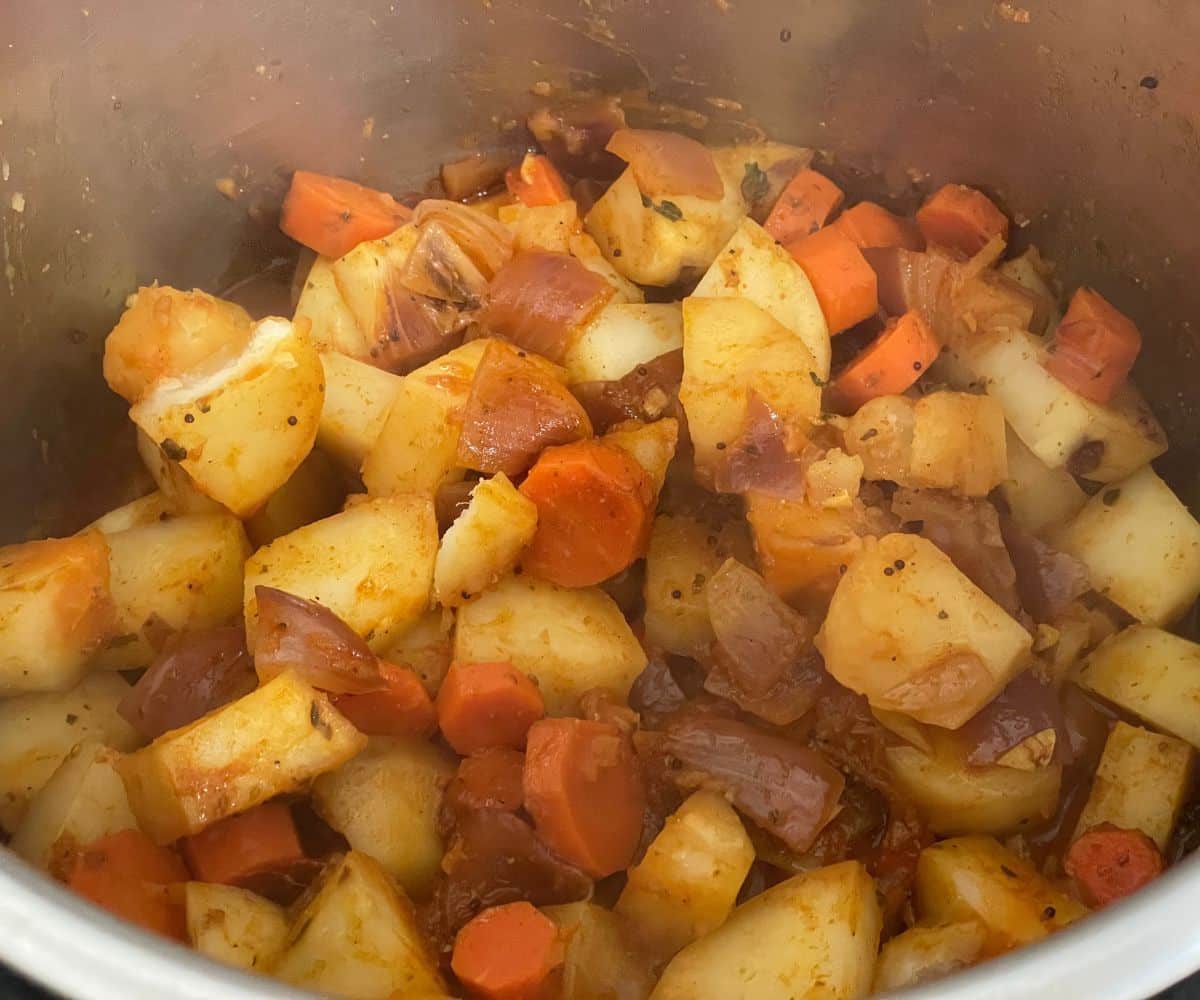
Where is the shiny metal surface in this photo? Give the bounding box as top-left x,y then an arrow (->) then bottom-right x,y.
1,0 -> 1200,995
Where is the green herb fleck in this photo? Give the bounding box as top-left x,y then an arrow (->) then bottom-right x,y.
809,371 -> 828,388
640,192 -> 652,208
654,199 -> 684,222
741,161 -> 769,204
1102,488 -> 1122,507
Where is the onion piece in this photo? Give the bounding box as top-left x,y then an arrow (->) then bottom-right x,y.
529,97 -> 628,178
663,713 -> 844,853
628,655 -> 688,729
713,391 -> 812,498
456,340 -> 593,476
411,199 -> 514,281
371,287 -> 463,373
1000,518 -> 1092,623
252,586 -> 383,694
955,669 -> 1067,768
479,251 -> 614,364
862,246 -> 958,337
571,349 -> 683,431
606,128 -> 724,201
441,152 -> 512,201
118,626 -> 257,740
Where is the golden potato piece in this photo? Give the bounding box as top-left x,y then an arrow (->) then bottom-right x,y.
318,351 -> 402,470
185,882 -> 289,974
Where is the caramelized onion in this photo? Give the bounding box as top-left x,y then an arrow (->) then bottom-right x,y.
571,349 -> 684,431
412,199 -> 514,281
529,97 -> 628,178
441,152 -> 512,201
253,587 -> 383,694
118,626 -> 257,740
863,246 -> 957,334
663,713 -> 844,852
1000,518 -> 1092,623
955,669 -> 1066,767
371,286 -> 463,373
606,128 -> 724,201
713,392 -> 811,498
456,340 -> 593,476
628,654 -> 688,729
479,251 -> 613,364
400,220 -> 490,303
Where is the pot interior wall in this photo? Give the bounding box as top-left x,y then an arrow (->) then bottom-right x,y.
2,0 -> 1198,541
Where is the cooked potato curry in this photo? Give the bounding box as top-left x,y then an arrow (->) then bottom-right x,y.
4,98 -> 1199,999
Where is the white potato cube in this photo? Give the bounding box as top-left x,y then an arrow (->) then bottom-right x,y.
130,317 -> 325,517
118,671 -> 365,844
0,673 -> 140,832
271,851 -> 447,999
602,418 -> 680,496
498,199 -> 580,254
0,531 -> 114,693
313,736 -> 454,900
381,608 -> 454,696
186,882 -> 289,973
11,740 -> 137,877
1073,721 -> 1193,850
1077,625 -> 1200,750
915,836 -> 1087,953
433,474 -> 538,607
245,449 -> 346,547
680,296 -> 822,480
86,492 -> 177,535
651,861 -> 881,1000
816,533 -> 1033,729
873,921 -> 988,993
910,392 -> 1008,497
96,513 -> 250,670
693,216 -> 831,378
135,427 -> 224,515
616,790 -> 754,961
544,902 -> 655,1000
843,395 -> 917,484
318,352 -> 403,470
569,231 -> 645,303
999,426 -> 1087,536
1053,465 -> 1200,626
563,303 -> 683,385
455,575 -> 647,716
244,496 -> 436,653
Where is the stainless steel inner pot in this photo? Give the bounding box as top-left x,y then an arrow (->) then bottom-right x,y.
2,1 -> 1200,997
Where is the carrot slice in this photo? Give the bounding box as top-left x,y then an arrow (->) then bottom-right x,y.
1042,287 -> 1142,404
827,310 -> 941,414
786,226 -> 879,334
763,168 -> 844,244
279,170 -> 412,259
831,201 -> 923,250
519,440 -> 654,588
505,154 -> 572,208
332,661 -> 437,738
522,718 -> 644,878
454,748 -> 527,814
916,183 -> 1009,256
180,802 -> 305,887
67,829 -> 189,940
436,661 -> 546,755
1065,823 -> 1164,907
451,901 -> 564,1000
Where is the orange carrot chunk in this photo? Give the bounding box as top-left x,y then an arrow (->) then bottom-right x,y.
519,440 -> 654,588
1042,287 -> 1142,404
523,718 -> 645,878
1065,824 -> 1164,908
916,183 -> 1009,256
437,661 -> 546,755
451,901 -> 564,1000
763,168 -> 845,244
832,201 -> 924,251
332,661 -> 437,738
453,748 -> 527,814
786,226 -> 879,334
180,801 -> 305,887
505,153 -> 572,208
827,311 -> 941,414
67,829 -> 190,941
280,170 -> 412,259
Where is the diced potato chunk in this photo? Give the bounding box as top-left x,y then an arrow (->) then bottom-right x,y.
96,513 -> 250,670
909,392 -> 1008,496
0,531 -> 114,693
680,297 -> 822,480
433,474 -> 538,607
915,836 -> 1087,954
651,861 -> 881,1000
313,737 -> 454,900
999,426 -> 1087,536
86,491 -> 177,535
186,883 -> 288,973
1053,465 -> 1200,626
130,317 -> 325,517
318,352 -> 403,470
271,851 -> 447,999
602,418 -> 680,497
816,533 -> 1033,729
616,790 -> 754,961
644,511 -> 752,657
804,448 -> 863,509
381,609 -> 454,696
563,303 -> 683,385
545,902 -> 655,1000
245,450 -> 346,548
693,217 -> 831,378
499,199 -> 580,254
11,740 -> 137,877
244,496 -> 437,653
885,737 -> 1061,836
954,327 -> 1165,482
361,340 -> 488,497
0,673 -> 140,832
1073,721 -> 1193,851
872,921 -> 988,993
135,427 -> 224,515
118,671 -> 365,844
455,575 -> 647,716
1077,625 -> 1200,750
843,395 -> 916,484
